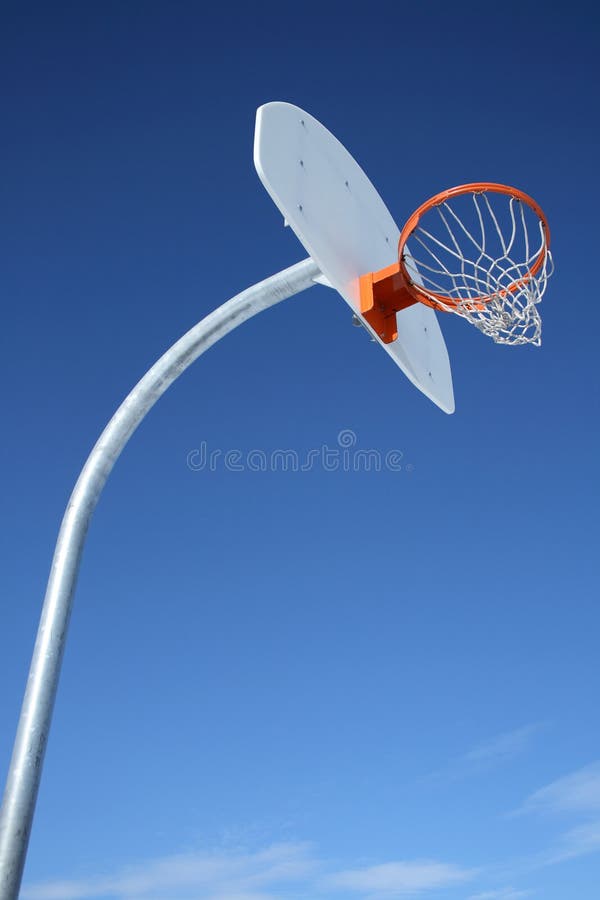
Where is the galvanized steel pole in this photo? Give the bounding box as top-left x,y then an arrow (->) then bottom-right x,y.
0,257 -> 320,900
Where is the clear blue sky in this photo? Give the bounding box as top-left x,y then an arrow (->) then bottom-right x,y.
1,3 -> 598,899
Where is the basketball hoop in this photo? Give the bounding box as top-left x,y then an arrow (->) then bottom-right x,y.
360,183 -> 553,346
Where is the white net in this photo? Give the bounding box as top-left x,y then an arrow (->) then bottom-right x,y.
403,190 -> 553,346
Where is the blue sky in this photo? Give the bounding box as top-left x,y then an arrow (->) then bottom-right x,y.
1,2 -> 599,898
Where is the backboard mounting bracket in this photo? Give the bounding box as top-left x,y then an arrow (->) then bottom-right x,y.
359,261 -> 418,343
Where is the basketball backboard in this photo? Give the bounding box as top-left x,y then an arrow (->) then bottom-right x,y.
253,102 -> 454,414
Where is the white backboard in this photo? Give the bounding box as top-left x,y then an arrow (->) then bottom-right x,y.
254,102 -> 454,414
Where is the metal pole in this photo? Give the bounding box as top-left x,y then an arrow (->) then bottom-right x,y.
0,257 -> 320,900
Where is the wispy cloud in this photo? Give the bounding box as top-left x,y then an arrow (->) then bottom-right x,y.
22,845 -> 478,900
321,859 -> 476,896
541,819 -> 600,866
27,758 -> 600,900
463,726 -> 543,767
21,842 -> 317,900
515,761 -> 600,817
502,761 -> 600,876
468,890 -> 533,899
422,724 -> 543,784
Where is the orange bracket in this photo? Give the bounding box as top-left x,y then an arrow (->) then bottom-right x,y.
359,262 -> 418,344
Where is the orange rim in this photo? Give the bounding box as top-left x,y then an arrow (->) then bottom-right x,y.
397,182 -> 551,311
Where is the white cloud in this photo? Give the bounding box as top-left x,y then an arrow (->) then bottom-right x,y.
463,726 -> 542,767
321,859 -> 476,896
423,724 -> 543,784
22,846 -> 478,900
21,842 -> 317,900
506,764 -> 600,873
468,889 -> 533,899
517,761 -> 600,816
543,820 -> 600,865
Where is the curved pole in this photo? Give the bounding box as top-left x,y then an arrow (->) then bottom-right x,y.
0,257 -> 320,900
